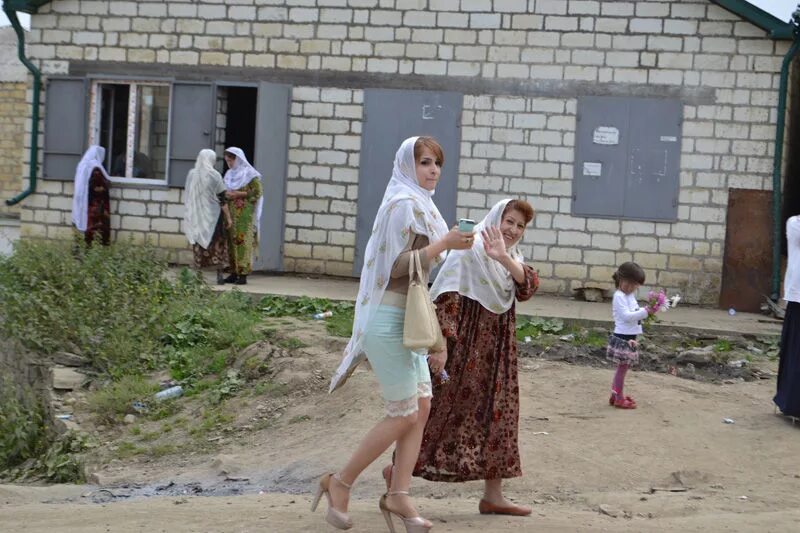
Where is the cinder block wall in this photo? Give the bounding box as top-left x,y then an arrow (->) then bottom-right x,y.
0,81 -> 25,218
15,0 -> 790,304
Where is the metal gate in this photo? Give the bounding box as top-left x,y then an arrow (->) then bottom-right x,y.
353,88 -> 463,274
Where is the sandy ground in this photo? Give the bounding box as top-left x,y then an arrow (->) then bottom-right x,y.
3,320 -> 800,532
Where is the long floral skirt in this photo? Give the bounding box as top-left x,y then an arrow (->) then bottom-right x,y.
193,216 -> 228,269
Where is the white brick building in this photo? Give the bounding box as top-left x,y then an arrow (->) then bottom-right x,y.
5,0 -> 798,306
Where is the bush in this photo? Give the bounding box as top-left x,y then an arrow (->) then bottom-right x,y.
0,379 -> 48,470
0,240 -> 203,376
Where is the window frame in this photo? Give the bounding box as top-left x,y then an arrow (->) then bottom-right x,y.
88,79 -> 172,186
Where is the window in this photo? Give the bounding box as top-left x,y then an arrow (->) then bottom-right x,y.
572,96 -> 682,222
89,81 -> 171,184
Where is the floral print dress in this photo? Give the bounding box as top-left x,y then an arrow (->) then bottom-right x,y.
226,179 -> 262,275
414,266 -> 538,482
85,170 -> 111,246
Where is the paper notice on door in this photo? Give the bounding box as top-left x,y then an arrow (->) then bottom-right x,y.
593,126 -> 619,145
660,135 -> 677,142
583,162 -> 602,177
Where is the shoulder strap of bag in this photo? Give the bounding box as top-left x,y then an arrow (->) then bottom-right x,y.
408,249 -> 419,284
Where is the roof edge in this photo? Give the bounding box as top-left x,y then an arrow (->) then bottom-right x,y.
2,0 -> 52,15
709,0 -> 795,40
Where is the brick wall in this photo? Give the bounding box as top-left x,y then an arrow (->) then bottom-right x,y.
14,0 -> 791,304
0,82 -> 25,218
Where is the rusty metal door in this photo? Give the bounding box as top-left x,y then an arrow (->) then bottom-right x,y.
719,189 -> 773,312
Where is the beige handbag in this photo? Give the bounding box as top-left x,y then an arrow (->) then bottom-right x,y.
403,250 -> 444,350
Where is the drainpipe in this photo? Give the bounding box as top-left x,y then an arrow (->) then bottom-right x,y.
3,4 -> 41,207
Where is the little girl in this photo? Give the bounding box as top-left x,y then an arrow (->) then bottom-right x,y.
607,262 -> 655,409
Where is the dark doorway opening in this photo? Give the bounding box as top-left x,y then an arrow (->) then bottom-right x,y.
222,86 -> 258,172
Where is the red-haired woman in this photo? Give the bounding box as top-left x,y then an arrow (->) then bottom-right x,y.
386,198 -> 539,517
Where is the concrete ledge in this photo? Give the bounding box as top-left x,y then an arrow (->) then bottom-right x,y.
204,272 -> 783,337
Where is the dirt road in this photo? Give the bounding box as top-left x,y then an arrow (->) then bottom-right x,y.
3,319 -> 800,532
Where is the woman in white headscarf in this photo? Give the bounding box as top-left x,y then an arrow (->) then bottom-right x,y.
409,199 -> 539,517
184,149 -> 232,284
312,137 -> 472,532
222,147 -> 263,285
71,145 -> 112,246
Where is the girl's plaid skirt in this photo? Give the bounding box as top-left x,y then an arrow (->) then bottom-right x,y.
606,334 -> 639,365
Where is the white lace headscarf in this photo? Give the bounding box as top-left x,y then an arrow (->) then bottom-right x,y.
430,199 -> 526,314
71,145 -> 110,232
330,136 -> 450,393
223,146 -> 263,229
184,149 -> 225,249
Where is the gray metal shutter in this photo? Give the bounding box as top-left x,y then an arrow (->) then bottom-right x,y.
168,82 -> 215,187
43,78 -> 87,180
354,89 -> 463,274
253,82 -> 291,272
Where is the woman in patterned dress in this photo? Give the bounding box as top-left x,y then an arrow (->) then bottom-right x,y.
385,199 -> 539,517
184,149 -> 232,284
222,147 -> 263,285
71,145 -> 112,246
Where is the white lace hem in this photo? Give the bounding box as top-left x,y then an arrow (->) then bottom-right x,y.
384,382 -> 433,417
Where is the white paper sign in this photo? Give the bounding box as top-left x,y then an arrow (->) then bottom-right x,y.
583,162 -> 602,177
593,126 -> 619,145
660,135 -> 677,142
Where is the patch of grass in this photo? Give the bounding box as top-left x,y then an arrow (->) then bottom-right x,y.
139,431 -> 159,442
115,441 -> 145,459
190,409 -> 235,437
253,382 -> 289,398
161,423 -> 173,433
278,337 -> 307,350
240,356 -> 270,381
289,415 -> 311,424
87,376 -> 160,424
149,444 -> 177,457
714,339 -> 733,352
575,330 -> 608,348
129,425 -> 141,436
516,317 -> 565,340
326,307 -> 355,337
146,400 -> 181,421
259,295 -> 355,337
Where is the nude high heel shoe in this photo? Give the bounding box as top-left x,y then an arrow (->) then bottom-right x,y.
379,492 -> 432,533
310,473 -> 353,530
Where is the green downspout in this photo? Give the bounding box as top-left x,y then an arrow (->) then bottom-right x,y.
772,9 -> 800,301
3,4 -> 41,207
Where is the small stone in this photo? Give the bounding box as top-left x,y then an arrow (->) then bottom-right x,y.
53,367 -> 88,391
598,504 -> 620,518
123,414 -> 136,425
53,351 -> 89,367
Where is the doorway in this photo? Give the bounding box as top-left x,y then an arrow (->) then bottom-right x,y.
215,83 -> 291,272
218,86 -> 258,172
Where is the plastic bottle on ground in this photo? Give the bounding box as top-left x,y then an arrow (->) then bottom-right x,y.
154,385 -> 183,401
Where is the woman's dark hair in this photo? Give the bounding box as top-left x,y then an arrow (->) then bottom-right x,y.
414,136 -> 444,167
502,199 -> 535,224
612,261 -> 646,288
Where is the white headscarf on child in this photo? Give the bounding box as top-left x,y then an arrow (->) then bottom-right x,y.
71,145 -> 110,232
329,136 -> 450,393
223,146 -> 263,230
430,199 -> 526,314
184,149 -> 225,249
